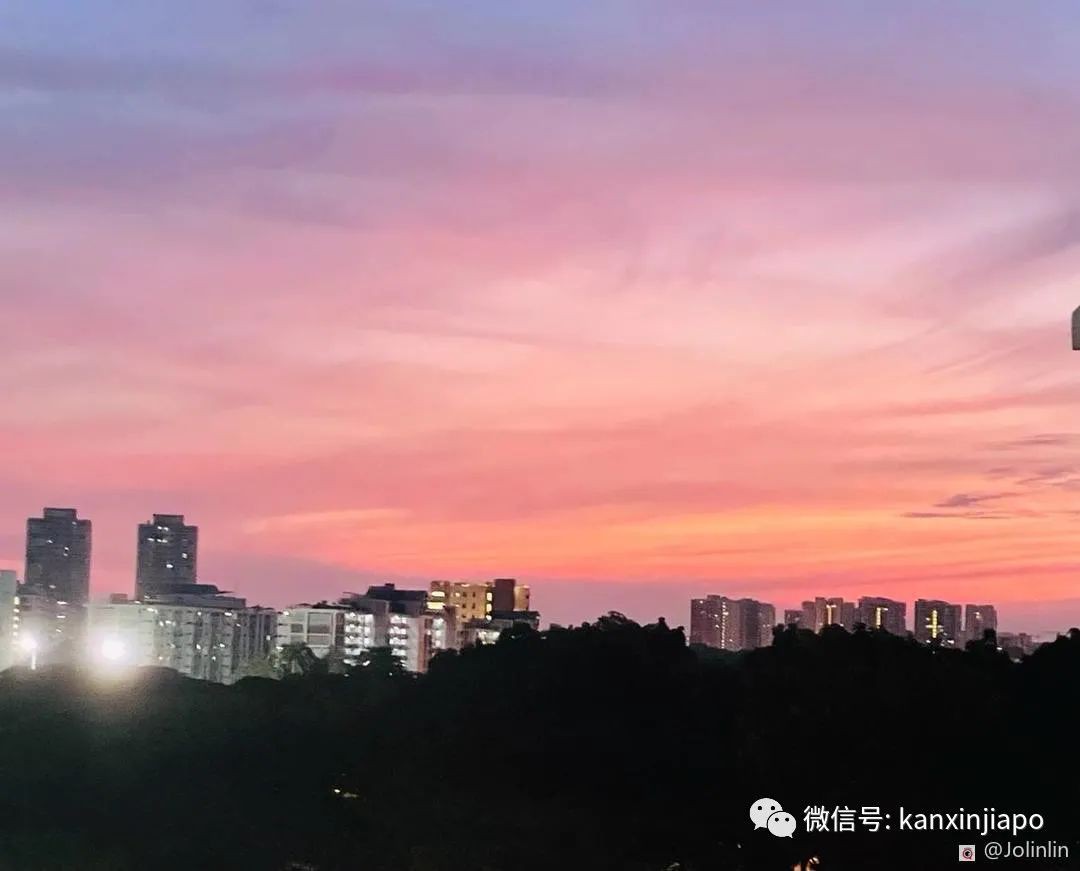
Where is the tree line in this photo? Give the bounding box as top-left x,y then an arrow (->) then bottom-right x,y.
0,616 -> 1076,870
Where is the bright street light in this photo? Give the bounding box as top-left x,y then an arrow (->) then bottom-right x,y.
100,638 -> 126,664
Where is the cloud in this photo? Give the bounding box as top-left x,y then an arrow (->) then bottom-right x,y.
993,434 -> 1079,450
933,492 -> 1018,509
901,512 -> 1012,521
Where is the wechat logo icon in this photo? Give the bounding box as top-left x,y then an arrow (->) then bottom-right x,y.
750,798 -> 797,838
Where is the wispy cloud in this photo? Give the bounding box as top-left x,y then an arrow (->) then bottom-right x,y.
933,492 -> 1018,508
902,511 -> 1013,521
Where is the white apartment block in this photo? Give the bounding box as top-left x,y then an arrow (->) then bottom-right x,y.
388,611 -> 454,673
343,607 -> 387,664
276,606 -> 345,658
281,589 -> 460,674
87,600 -> 276,684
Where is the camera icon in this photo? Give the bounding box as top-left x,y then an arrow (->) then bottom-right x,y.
958,844 -> 976,862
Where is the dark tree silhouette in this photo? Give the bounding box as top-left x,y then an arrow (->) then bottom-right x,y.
0,619 -> 1077,870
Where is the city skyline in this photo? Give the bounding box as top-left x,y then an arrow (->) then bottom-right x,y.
4,4 -> 1080,634
0,503 -> 1064,636
4,6 -> 1080,870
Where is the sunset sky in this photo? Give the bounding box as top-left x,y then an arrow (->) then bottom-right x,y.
3,2 -> 1080,631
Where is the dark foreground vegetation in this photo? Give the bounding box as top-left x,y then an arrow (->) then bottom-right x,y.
0,617 -> 1078,870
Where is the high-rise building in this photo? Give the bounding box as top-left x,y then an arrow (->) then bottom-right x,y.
914,599 -> 963,645
691,596 -> 735,648
783,609 -> 802,627
800,597 -> 851,633
857,597 -> 907,635
746,601 -> 776,648
136,514 -> 197,599
690,596 -> 775,651
25,508 -> 92,606
964,604 -> 998,644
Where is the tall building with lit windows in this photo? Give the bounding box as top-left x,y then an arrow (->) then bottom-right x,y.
387,611 -> 454,673
428,578 -> 531,624
136,514 -> 197,599
25,507 -> 92,606
336,584 -> 457,672
914,599 -> 963,645
801,597 -> 852,633
963,604 -> 998,644
428,581 -> 493,623
690,596 -> 775,651
857,597 -> 907,635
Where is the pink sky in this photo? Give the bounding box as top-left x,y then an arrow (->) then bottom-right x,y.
3,3 -> 1080,631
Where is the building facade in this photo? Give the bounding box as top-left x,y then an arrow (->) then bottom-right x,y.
964,604 -> 998,644
277,585 -> 460,674
800,597 -> 853,633
136,514 -> 198,599
428,581 -> 493,623
344,604 -> 388,662
276,605 -> 346,659
428,578 -> 531,628
388,611 -> 455,673
857,597 -> 907,635
346,584 -> 457,672
14,584 -> 83,665
87,597 -> 276,684
690,596 -> 775,651
492,578 -> 530,612
25,507 -> 91,606
913,599 -> 963,645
